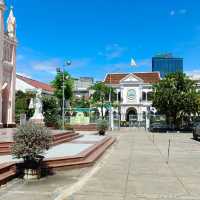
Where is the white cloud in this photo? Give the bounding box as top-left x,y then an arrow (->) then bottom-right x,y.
186,69 -> 200,80
170,10 -> 175,16
71,58 -> 92,68
16,72 -> 32,78
169,9 -> 188,16
179,9 -> 187,15
137,58 -> 151,67
99,43 -> 128,60
31,58 -> 61,74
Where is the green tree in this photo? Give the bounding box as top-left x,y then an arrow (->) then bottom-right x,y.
91,82 -> 116,118
71,96 -> 90,108
51,71 -> 74,115
15,91 -> 35,123
152,72 -> 200,128
42,96 -> 59,128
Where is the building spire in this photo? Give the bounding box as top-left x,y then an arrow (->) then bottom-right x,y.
7,5 -> 16,38
0,0 -> 5,10
0,0 -> 5,5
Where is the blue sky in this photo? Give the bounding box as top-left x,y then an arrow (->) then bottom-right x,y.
7,0 -> 200,82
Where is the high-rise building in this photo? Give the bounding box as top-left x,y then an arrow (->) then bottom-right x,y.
152,53 -> 183,78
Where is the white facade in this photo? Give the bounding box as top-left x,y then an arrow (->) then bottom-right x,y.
105,73 -> 159,124
0,1 -> 17,127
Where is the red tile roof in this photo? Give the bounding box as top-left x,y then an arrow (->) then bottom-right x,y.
104,72 -> 160,84
17,74 -> 54,93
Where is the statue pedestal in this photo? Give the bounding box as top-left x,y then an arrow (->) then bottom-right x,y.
30,114 -> 45,125
29,119 -> 45,126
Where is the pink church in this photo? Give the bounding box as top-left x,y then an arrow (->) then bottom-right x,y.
0,0 -> 17,127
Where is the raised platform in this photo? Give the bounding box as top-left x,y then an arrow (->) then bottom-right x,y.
0,134 -> 116,185
73,124 -> 97,131
0,129 -> 80,155
45,136 -> 115,170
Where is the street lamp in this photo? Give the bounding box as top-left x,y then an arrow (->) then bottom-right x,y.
109,74 -> 112,130
57,60 -> 71,131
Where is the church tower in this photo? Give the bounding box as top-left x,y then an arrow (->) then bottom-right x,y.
0,0 -> 5,128
0,1 -> 17,128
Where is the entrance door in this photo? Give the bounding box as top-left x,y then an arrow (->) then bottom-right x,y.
126,108 -> 137,127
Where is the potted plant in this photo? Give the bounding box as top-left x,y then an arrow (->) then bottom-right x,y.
96,119 -> 108,135
12,122 -> 52,179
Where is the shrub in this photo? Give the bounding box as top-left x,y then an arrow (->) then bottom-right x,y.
12,122 -> 53,162
96,119 -> 108,135
42,96 -> 59,128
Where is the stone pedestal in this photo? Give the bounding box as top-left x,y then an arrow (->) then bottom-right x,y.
29,119 -> 45,126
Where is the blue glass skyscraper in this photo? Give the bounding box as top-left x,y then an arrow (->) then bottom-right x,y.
152,54 -> 183,78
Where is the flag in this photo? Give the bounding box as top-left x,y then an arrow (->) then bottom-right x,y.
130,58 -> 137,67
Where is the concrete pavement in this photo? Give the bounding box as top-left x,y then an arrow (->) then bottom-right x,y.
71,129 -> 200,200
1,128 -> 200,200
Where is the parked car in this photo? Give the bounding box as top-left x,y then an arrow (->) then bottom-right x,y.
192,121 -> 200,129
193,123 -> 200,140
149,122 -> 169,132
180,123 -> 193,132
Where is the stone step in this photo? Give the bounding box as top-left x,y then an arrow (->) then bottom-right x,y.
53,132 -> 79,141
46,137 -> 116,169
53,131 -> 75,139
0,163 -> 16,186
52,135 -> 82,146
0,132 -> 81,155
73,124 -> 97,131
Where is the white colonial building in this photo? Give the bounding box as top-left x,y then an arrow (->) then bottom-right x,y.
0,1 -> 17,127
104,72 -> 160,124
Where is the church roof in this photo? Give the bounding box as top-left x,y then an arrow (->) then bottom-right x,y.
17,74 -> 54,93
104,72 -> 160,84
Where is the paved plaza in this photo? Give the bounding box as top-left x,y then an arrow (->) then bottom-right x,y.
1,129 -> 200,200
71,129 -> 200,200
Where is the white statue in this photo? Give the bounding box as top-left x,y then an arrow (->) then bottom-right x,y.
30,89 -> 44,124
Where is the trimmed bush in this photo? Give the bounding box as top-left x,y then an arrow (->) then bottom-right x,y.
12,122 -> 53,161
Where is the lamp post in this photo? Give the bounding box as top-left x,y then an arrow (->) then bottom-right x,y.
109,74 -> 112,130
57,60 -> 71,130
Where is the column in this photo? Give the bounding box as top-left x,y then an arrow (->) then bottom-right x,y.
0,93 -> 2,127
7,45 -> 16,126
0,2 -> 5,127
